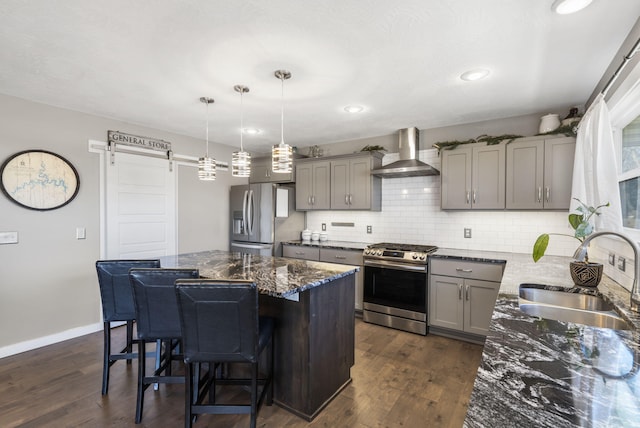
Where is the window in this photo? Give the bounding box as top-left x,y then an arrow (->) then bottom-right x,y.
620,117 -> 640,229
609,65 -> 640,239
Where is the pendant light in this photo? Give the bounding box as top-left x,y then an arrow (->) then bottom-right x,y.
198,96 -> 216,181
272,69 -> 293,173
232,85 -> 251,177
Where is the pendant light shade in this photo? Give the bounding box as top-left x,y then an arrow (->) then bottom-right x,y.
198,96 -> 216,181
272,69 -> 293,173
232,85 -> 251,177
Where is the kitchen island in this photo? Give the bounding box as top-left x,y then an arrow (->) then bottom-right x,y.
443,250 -> 640,427
160,250 -> 358,421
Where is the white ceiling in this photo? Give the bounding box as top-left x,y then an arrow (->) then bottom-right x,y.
1,1 -> 639,154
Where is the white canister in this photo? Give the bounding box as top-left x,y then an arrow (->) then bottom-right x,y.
311,231 -> 320,241
539,114 -> 560,133
301,229 -> 311,241
319,232 -> 328,242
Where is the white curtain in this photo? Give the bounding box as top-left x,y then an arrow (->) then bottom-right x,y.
570,93 -> 623,232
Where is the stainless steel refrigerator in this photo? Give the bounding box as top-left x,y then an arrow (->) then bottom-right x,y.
230,183 -> 304,256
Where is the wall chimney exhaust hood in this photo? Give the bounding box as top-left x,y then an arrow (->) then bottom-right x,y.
371,127 -> 440,178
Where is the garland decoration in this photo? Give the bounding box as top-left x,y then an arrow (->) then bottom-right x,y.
433,134 -> 522,153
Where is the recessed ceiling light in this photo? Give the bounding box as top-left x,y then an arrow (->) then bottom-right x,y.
551,0 -> 593,14
243,127 -> 260,135
460,69 -> 490,81
344,105 -> 364,113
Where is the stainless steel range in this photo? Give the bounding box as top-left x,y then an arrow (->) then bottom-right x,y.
362,242 -> 438,335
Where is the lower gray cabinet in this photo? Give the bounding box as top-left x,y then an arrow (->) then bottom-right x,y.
429,258 -> 504,342
283,244 -> 364,311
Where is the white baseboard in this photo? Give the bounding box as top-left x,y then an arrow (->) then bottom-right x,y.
0,322 -> 103,359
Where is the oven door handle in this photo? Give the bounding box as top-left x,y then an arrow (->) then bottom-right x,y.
364,260 -> 427,272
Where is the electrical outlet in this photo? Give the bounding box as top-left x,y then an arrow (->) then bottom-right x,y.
367,225 -> 372,234
321,223 -> 326,231
608,253 -> 616,266
618,256 -> 626,272
464,228 -> 472,238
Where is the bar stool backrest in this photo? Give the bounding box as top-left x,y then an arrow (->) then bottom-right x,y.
96,260 -> 161,322
175,280 -> 260,364
129,268 -> 199,341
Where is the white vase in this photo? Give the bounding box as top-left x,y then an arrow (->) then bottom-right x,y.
539,114 -> 561,133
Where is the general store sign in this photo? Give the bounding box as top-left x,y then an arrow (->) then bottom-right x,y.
108,130 -> 172,152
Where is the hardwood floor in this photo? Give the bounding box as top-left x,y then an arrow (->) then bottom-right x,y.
0,319 -> 483,427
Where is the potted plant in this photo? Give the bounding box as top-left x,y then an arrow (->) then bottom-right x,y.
532,199 -> 609,287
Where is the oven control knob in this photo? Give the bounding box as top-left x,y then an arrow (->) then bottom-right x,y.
419,254 -> 426,260
412,253 -> 418,259
376,250 -> 383,256
364,249 -> 370,255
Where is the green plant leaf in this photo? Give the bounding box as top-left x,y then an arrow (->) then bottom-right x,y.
568,213 -> 583,231
533,234 -> 549,262
575,222 -> 593,239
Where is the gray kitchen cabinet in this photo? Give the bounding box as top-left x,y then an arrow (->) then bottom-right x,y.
282,244 -> 320,260
319,248 -> 364,311
330,154 -> 382,210
249,155 -> 295,184
282,244 -> 364,311
295,160 -> 331,210
429,258 -> 504,342
440,143 -> 505,209
505,136 -> 575,209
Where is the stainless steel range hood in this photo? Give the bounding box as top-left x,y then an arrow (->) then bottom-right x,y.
371,127 -> 440,178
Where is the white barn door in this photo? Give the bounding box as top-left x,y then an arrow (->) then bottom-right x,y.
105,151 -> 177,259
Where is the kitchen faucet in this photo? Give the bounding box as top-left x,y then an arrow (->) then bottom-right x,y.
573,230 -> 640,312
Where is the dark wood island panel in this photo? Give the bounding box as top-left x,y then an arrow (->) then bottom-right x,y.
260,274 -> 355,420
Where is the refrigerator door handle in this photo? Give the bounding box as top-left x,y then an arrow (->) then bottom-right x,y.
242,190 -> 249,235
247,189 -> 254,235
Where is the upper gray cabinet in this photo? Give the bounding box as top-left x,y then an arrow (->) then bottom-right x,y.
295,160 -> 331,210
505,136 -> 575,210
330,154 -> 382,210
441,143 -> 506,209
249,156 -> 295,184
295,152 -> 382,211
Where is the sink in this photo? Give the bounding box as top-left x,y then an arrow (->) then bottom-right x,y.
518,285 -> 632,330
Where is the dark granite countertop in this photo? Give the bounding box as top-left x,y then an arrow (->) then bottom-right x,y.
283,240 -> 369,251
458,249 -> 640,427
160,250 -> 358,298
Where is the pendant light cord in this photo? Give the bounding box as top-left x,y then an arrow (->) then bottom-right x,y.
280,76 -> 285,145
240,90 -> 244,152
205,100 -> 210,157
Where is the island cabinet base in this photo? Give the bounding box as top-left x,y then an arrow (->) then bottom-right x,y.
259,274 -> 356,421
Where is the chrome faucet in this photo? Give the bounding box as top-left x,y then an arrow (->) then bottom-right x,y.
573,230 -> 640,312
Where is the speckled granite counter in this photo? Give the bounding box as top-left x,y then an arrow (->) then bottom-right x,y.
443,249 -> 640,427
160,250 -> 357,421
283,240 -> 369,251
160,249 -> 358,298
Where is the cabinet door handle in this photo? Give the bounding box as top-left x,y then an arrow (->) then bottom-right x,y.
345,194 -> 349,205
472,190 -> 476,204
466,191 -> 470,205
308,196 -> 312,205
335,256 -> 346,260
545,187 -> 550,202
295,252 -> 306,256
537,187 -> 542,203
456,268 -> 473,273
349,194 -> 353,204
312,196 -> 315,205
458,284 -> 463,300
465,284 -> 470,301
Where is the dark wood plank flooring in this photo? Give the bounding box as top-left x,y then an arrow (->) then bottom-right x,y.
0,319 -> 483,427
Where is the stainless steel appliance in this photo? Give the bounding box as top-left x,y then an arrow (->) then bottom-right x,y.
362,242 -> 438,335
230,183 -> 304,256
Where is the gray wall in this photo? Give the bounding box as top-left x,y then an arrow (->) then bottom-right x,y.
0,94 -> 245,354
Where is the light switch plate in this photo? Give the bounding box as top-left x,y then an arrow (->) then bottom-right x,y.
0,231 -> 18,244
321,223 -> 326,231
608,253 -> 616,266
618,256 -> 626,272
464,228 -> 472,238
76,227 -> 86,240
